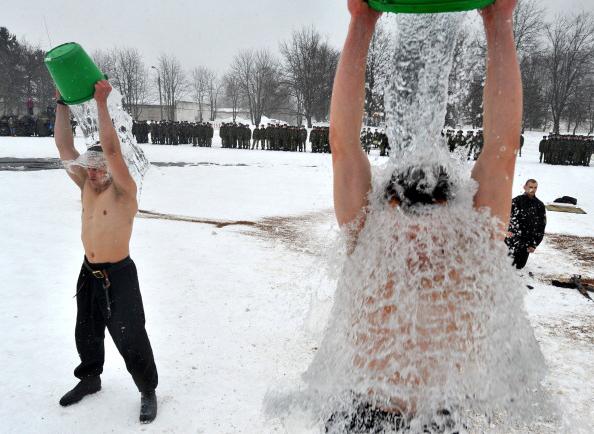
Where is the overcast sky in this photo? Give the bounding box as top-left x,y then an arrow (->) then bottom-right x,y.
4,0 -> 594,75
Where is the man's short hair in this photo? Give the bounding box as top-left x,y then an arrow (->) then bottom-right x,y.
69,144 -> 107,170
525,179 -> 538,186
385,164 -> 453,207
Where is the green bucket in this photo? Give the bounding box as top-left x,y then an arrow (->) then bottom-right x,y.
367,0 -> 495,14
44,42 -> 106,105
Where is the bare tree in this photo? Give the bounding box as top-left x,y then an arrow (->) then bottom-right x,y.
445,29 -> 485,128
109,47 -> 149,119
544,12 -> 594,134
365,20 -> 391,126
521,52 -> 549,130
280,26 -> 339,127
92,49 -> 116,80
231,48 -> 286,126
190,66 -> 209,122
565,73 -> 593,133
206,71 -> 222,121
157,53 -> 188,121
585,77 -> 594,134
223,72 -> 241,122
513,0 -> 546,58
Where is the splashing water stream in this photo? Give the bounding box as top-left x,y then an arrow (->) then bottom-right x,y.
265,13 -> 560,433
65,89 -> 150,192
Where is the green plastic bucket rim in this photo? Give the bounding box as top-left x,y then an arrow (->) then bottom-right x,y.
44,42 -> 108,105
367,0 -> 496,14
44,42 -> 83,63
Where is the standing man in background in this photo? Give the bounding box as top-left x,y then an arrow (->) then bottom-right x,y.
506,179 -> 547,269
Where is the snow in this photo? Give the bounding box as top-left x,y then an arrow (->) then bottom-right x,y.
0,132 -> 593,433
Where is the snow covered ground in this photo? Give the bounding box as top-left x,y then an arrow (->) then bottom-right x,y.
0,132 -> 593,433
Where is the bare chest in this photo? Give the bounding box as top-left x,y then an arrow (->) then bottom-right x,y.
81,185 -> 136,231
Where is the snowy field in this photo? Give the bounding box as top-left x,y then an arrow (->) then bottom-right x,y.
0,131 -> 593,433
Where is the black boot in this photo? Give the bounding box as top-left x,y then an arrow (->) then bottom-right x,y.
59,376 -> 101,406
139,391 -> 157,423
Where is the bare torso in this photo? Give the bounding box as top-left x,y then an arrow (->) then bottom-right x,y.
81,181 -> 137,263
352,222 -> 474,412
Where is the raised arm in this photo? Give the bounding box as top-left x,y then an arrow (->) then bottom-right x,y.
472,0 -> 521,231
329,0 -> 381,228
94,80 -> 137,196
54,96 -> 85,189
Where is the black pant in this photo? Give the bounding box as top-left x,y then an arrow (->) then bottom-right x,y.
511,247 -> 530,270
73,257 -> 158,393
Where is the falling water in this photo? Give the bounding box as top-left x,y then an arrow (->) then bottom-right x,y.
384,13 -> 461,154
66,89 -> 150,192
265,12 -> 560,434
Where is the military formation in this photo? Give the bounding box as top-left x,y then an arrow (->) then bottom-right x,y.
444,129 -> 485,160
307,126 -> 329,153
360,128 -> 390,156
8,114 -> 594,167
0,114 -> 56,137
132,120 -> 214,146
538,134 -> 594,166
219,123 -> 310,152
219,123 -> 253,149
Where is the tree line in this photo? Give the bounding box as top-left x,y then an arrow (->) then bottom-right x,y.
444,0 -> 594,134
91,26 -> 339,128
0,27 -> 54,117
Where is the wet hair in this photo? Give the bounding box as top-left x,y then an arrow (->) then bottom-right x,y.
524,178 -> 537,186
384,165 -> 452,206
67,144 -> 107,171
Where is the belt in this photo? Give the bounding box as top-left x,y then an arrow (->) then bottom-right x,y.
82,257 -> 132,319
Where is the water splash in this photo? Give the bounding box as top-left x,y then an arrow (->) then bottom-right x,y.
265,12 -> 558,433
384,13 -> 461,155
67,89 -> 150,192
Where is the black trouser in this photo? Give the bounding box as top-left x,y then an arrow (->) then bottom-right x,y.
73,256 -> 158,393
511,247 -> 530,270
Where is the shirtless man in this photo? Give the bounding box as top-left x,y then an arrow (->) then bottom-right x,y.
327,0 -> 522,428
54,80 -> 158,423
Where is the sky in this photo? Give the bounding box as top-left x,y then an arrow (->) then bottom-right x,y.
3,0 -> 594,76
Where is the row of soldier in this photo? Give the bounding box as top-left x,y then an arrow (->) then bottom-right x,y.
0,114 -> 57,137
310,127 -> 330,153
132,120 -> 214,147
444,129 -> 485,160
20,115 -> 591,167
360,128 -> 390,156
220,123 -> 310,152
539,134 -> 593,166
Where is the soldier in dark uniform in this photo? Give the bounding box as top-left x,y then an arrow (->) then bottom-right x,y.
323,127 -> 331,153
505,179 -> 547,269
220,123 -> 227,148
299,126 -> 307,152
310,127 -> 318,153
252,125 -> 260,149
36,115 -> 51,137
538,136 -> 547,163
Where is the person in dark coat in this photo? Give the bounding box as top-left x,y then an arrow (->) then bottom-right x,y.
506,179 -> 547,269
